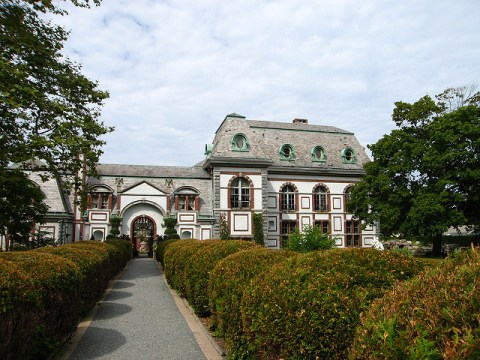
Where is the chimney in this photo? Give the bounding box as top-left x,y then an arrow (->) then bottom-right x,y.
293,118 -> 308,124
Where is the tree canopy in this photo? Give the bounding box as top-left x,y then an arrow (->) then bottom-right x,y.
1,0 -> 110,242
349,86 -> 480,255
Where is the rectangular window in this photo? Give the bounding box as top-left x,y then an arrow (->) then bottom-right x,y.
314,193 -> 327,212
345,220 -> 361,247
281,221 -> 297,236
231,188 -> 250,208
315,220 -> 330,234
100,194 -> 109,209
282,193 -> 295,211
91,194 -> 99,209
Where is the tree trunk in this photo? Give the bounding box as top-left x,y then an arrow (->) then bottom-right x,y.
432,233 -> 443,257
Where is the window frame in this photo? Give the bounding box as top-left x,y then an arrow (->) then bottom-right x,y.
230,177 -> 251,209
281,185 -> 296,211
313,185 -> 328,212
279,144 -> 295,161
311,146 -> 327,162
231,133 -> 249,152
342,147 -> 356,164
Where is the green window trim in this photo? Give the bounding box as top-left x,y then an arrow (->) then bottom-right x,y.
279,144 -> 295,161
231,133 -> 249,152
311,146 -> 327,162
341,147 -> 356,164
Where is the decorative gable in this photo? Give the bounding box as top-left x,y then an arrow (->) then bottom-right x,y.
121,181 -> 166,196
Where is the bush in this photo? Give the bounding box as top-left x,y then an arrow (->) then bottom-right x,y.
155,239 -> 180,267
240,248 -> 429,360
0,252 -> 82,358
252,212 -> 265,245
164,217 -> 180,239
350,247 -> 480,359
0,259 -> 40,360
164,240 -> 204,296
284,225 -> 336,252
184,240 -> 259,317
209,248 -> 295,358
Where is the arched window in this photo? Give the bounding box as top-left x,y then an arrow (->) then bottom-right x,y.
230,177 -> 250,209
311,146 -> 327,162
281,185 -> 296,211
174,187 -> 200,211
231,133 -> 249,151
313,185 -> 328,212
342,147 -> 356,164
279,144 -> 295,161
88,186 -> 113,210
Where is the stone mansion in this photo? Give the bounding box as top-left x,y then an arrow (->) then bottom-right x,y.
1,113 -> 378,250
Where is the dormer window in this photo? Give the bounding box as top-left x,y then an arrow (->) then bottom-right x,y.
88,186 -> 113,210
311,146 -> 327,162
342,147 -> 356,164
279,144 -> 295,161
231,133 -> 249,152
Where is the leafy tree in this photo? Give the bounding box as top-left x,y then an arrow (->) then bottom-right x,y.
284,225 -> 336,252
349,86 -> 480,256
0,169 -> 48,247
1,0 -> 111,239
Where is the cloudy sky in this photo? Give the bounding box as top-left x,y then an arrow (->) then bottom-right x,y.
53,0 -> 480,166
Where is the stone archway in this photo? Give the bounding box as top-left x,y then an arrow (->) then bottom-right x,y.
131,215 -> 155,256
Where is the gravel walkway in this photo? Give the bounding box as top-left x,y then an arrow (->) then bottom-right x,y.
65,256 -> 208,360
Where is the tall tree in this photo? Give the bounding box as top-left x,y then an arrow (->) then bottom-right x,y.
349,86 -> 480,256
1,0 -> 112,238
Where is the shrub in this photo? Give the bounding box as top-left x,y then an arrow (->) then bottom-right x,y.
163,240 -> 204,295
0,259 -> 40,360
252,212 -> 265,245
284,225 -> 336,252
164,217 -> 180,239
350,247 -> 480,359
0,252 -> 82,358
155,239 -> 180,267
209,248 -> 295,358
240,248 -> 429,360
184,240 -> 259,317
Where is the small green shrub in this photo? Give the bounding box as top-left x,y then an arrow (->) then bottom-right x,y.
240,248 -> 429,360
155,239 -> 180,267
209,248 -> 295,358
284,225 -> 336,252
350,247 -> 480,359
164,217 -> 180,239
252,212 -> 265,245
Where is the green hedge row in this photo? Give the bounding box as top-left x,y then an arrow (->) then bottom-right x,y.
163,240 -> 259,316
155,239 -> 180,267
208,248 -> 296,358
239,248 -> 429,359
0,239 -> 131,359
349,247 -> 480,359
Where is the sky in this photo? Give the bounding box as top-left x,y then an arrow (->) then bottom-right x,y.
53,0 -> 480,167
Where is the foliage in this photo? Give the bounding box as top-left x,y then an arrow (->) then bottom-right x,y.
155,239 -> 180,267
208,248 -> 295,358
219,212 -> 229,240
30,226 -> 55,248
108,216 -> 122,237
163,240 -> 259,317
0,240 -> 130,359
240,248 -> 429,359
0,251 -> 82,357
252,212 -> 265,245
349,85 -> 480,255
163,217 -> 180,239
350,246 -> 480,359
0,169 -> 48,246
284,224 -> 336,252
1,0 -> 111,229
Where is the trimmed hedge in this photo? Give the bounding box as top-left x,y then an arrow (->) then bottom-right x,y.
164,240 -> 259,317
208,248 -> 296,358
155,239 -> 180,267
349,247 -> 480,359
0,259 -> 39,360
240,248 -> 429,360
0,239 -> 131,359
0,252 -> 82,358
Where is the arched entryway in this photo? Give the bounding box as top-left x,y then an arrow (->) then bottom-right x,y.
131,215 -> 156,256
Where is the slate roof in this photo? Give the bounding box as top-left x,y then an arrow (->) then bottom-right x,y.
205,115 -> 369,173
95,163 -> 211,179
28,172 -> 71,214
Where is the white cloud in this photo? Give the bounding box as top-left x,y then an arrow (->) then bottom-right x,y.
50,0 -> 480,166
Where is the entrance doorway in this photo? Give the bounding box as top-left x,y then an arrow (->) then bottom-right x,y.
132,216 -> 155,256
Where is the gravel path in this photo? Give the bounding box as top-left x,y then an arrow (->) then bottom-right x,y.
67,256 -> 207,360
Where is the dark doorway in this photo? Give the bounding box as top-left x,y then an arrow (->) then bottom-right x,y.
132,216 -> 155,256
